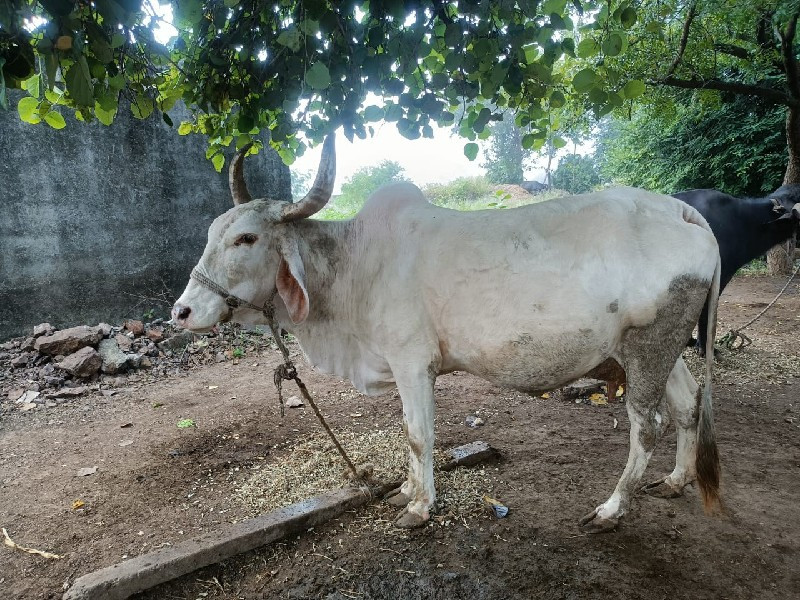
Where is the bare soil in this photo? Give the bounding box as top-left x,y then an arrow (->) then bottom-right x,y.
1,274 -> 799,600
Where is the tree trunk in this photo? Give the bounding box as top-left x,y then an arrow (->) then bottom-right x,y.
767,107 -> 800,274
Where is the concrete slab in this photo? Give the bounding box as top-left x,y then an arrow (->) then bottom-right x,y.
63,483 -> 395,600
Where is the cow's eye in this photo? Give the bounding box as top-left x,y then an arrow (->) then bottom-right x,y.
234,233 -> 258,246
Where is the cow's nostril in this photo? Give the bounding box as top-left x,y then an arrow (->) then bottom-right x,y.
178,306 -> 191,320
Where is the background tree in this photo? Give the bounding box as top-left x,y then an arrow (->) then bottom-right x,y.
596,93 -> 788,196
319,160 -> 405,218
551,153 -> 599,193
567,0 -> 800,272
482,116 -> 530,184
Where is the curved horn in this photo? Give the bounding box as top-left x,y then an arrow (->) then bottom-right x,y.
281,134 -> 336,221
229,143 -> 254,206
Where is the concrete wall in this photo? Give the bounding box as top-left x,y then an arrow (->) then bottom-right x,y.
0,91 -> 291,340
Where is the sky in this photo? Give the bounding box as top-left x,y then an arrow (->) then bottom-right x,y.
289,122 -> 553,194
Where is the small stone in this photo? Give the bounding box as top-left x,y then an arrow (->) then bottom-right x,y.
158,330 -> 195,353
97,323 -> 113,336
785,417 -> 795,424
44,376 -> 65,388
146,326 -> 165,343
138,356 -> 152,368
0,340 -> 19,350
101,390 -> 117,397
57,347 -> 102,378
465,415 -> 485,428
20,337 -> 36,352
98,339 -> 129,374
33,323 -> 55,337
76,466 -> 97,477
17,390 -> 40,404
11,353 -> 31,368
285,395 -> 304,408
115,333 -> 133,351
20,402 -> 37,411
48,386 -> 88,399
215,352 -> 226,363
45,401 -> 57,408
7,388 -> 25,401
441,441 -> 499,471
124,320 -> 145,336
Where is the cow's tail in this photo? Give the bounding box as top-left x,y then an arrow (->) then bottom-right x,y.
696,249 -> 721,512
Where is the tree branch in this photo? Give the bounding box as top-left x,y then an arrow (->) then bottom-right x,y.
656,76 -> 798,107
780,12 -> 800,100
665,0 -> 698,78
713,43 -> 750,60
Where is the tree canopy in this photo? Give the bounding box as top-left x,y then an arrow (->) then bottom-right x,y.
1,0 -> 656,168
596,93 -> 787,197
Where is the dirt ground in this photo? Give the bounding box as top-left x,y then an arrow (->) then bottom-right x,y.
1,274 -> 799,600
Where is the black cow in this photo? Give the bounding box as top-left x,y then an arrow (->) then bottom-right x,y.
672,185 -> 800,353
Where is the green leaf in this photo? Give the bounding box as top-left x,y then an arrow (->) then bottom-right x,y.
162,112 -> 174,127
299,19 -> 320,36
23,74 -> 41,99
65,57 -> 94,107
305,62 -> 331,90
463,142 -> 479,161
110,33 -> 126,48
211,153 -> 224,172
622,79 -> 646,99
577,38 -> 599,58
277,27 -> 302,52
44,53 -> 58,90
364,105 -> 384,122
17,97 -> 40,123
602,32 -> 624,57
521,133 -> 536,149
95,101 -> 116,125
552,136 -> 567,149
44,111 -> 66,129
572,68 -> 597,93
620,7 -> 638,29
131,95 -> 154,119
177,418 -> 196,429
178,121 -> 193,135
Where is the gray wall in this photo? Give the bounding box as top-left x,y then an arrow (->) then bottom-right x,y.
0,91 -> 291,340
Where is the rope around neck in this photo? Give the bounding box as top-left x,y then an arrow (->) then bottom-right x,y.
189,266 -> 362,481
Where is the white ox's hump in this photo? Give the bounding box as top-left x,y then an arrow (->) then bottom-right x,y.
359,182 -> 430,217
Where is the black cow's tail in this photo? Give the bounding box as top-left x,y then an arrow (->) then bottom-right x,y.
696,249 -> 721,512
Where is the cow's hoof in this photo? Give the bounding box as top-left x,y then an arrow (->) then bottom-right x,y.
384,487 -> 411,507
578,509 -> 619,534
642,477 -> 683,499
394,509 -> 427,529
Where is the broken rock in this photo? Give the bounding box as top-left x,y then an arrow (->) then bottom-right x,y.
158,330 -> 195,353
48,386 -> 88,399
33,322 -> 55,337
35,325 -> 103,356
11,353 -> 31,368
98,338 -> 129,374
124,320 -> 145,336
441,440 -> 499,471
115,333 -> 133,351
57,347 -> 102,378
285,395 -> 304,408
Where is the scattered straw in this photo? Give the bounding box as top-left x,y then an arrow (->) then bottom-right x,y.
2,528 -> 62,559
235,429 -> 492,525
683,330 -> 800,386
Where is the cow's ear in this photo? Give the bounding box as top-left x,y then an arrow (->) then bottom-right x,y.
276,240 -> 309,324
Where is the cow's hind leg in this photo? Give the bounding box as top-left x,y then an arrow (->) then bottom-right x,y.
580,275 -> 711,534
642,357 -> 699,498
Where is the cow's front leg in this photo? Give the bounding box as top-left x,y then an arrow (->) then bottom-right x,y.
390,364 -> 437,529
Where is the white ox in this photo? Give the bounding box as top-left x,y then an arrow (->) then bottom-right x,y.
173,135 -> 722,533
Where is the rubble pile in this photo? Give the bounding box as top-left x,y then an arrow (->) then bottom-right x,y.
0,320 -> 273,413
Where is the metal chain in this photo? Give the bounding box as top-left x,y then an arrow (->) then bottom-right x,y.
719,261 -> 800,351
